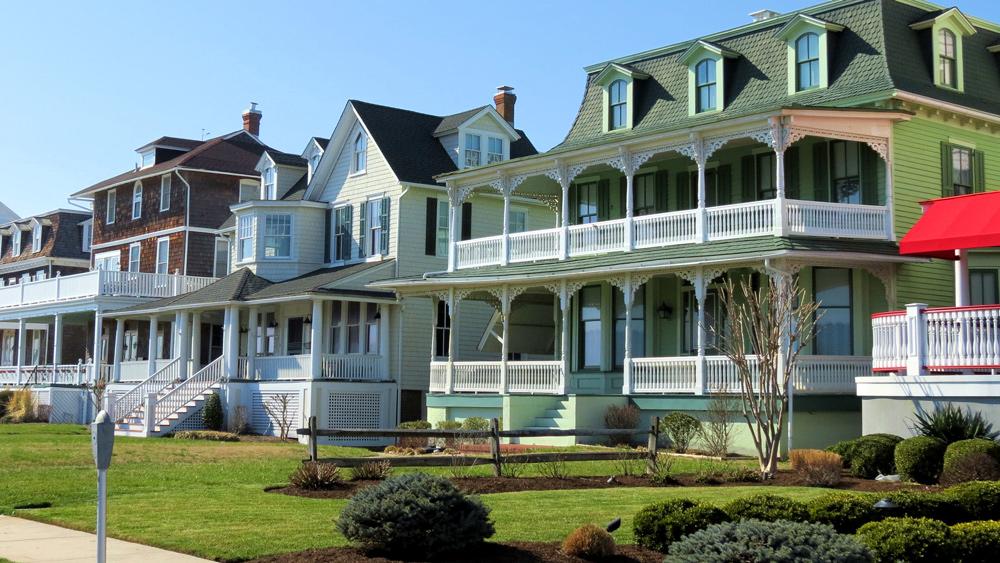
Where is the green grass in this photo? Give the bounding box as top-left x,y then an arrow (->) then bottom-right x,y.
1,424 -> 830,562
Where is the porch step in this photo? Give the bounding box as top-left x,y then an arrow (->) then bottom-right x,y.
529,398 -> 573,430
114,386 -> 218,437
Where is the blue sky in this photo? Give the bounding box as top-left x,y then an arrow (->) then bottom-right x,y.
1,0 -> 998,218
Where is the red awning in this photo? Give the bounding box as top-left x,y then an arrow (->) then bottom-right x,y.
900,191 -> 1000,259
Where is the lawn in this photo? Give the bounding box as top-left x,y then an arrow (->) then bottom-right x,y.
1,424 -> 834,562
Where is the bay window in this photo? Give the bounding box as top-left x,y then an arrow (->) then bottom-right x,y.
263,214 -> 291,258
237,215 -> 254,261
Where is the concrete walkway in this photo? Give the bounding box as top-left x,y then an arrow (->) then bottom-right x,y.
0,516 -> 211,563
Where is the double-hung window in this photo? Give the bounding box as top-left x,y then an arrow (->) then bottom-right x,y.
971,270 -> 999,306
487,137 -> 503,164
329,302 -> 344,354
613,287 -> 645,368
436,200 -> 449,255
128,243 -> 141,273
81,222 -> 92,252
576,182 -> 599,224
31,224 -> 41,253
695,59 -> 717,113
830,141 -> 861,204
365,303 -> 379,354
434,300 -> 451,358
237,215 -> 254,261
155,238 -> 169,274
795,33 -> 820,91
814,267 -> 852,355
263,214 -> 291,258
132,182 -> 143,219
939,29 -> 958,88
508,209 -> 527,233
11,229 -> 20,257
633,174 -> 656,216
353,133 -> 367,173
464,134 -> 481,168
213,239 -> 230,277
952,146 -> 973,195
346,302 -> 361,353
159,175 -> 171,211
263,167 -> 276,200
106,189 -> 117,224
334,205 -> 353,261
578,286 -> 602,369
609,79 -> 627,130
756,153 -> 777,200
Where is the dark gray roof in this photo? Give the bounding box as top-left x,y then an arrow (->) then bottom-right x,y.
136,136 -> 203,152
280,175 -> 308,201
113,268 -> 273,313
247,260 -> 395,300
266,150 -> 307,167
350,100 -> 538,186
433,106 -> 489,135
312,137 -> 330,150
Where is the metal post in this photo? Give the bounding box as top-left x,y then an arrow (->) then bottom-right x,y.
308,415 -> 318,462
15,318 -> 26,384
96,468 -> 107,563
490,417 -> 501,477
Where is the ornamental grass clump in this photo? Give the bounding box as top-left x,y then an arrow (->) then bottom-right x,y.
790,448 -> 843,486
336,473 -> 494,558
911,404 -> 999,444
561,524 -> 615,560
665,520 -> 871,563
289,461 -> 342,490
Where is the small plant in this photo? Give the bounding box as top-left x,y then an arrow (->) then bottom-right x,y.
945,481 -> 1000,520
633,498 -> 730,552
951,520 -> 1000,563
604,404 -> 640,446
228,405 -> 250,434
460,416 -> 490,431
790,449 -> 842,487
537,456 -> 570,480
261,393 -> 295,440
351,460 -> 392,481
1,388 -> 37,423
611,448 -> 647,477
660,412 -> 701,453
289,461 -> 342,490
336,473 -> 494,557
807,493 -> 879,533
828,434 -> 901,479
649,452 -> 676,485
436,420 -> 462,430
692,463 -> 761,485
911,404 -> 999,444
172,430 -> 239,442
723,493 -> 809,523
665,520 -> 871,563
562,524 -> 615,560
201,393 -> 223,431
701,392 -> 738,457
895,436 -> 946,484
856,517 -> 955,563
499,459 -> 526,479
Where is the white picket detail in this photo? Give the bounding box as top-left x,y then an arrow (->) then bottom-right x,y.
0,270 -> 216,309
925,306 -> 1000,369
568,219 -> 627,256
113,357 -> 180,422
452,361 -> 502,393
634,210 -> 697,248
239,355 -> 310,380
631,357 -> 697,393
322,354 -> 384,380
871,313 -> 908,371
794,356 -> 871,394
455,236 -> 503,269
507,361 -> 562,394
784,200 -> 889,239
707,200 -> 776,240
509,228 -> 562,263
154,356 -> 224,424
429,362 -> 448,393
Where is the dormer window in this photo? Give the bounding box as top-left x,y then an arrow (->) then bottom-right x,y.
939,29 -> 958,88
132,182 -> 143,219
464,134 -> 481,167
609,80 -> 628,129
909,7 -> 975,92
11,228 -> 21,257
352,132 -> 367,174
487,137 -> 504,164
795,33 -> 821,90
31,223 -> 42,253
140,150 -> 154,168
309,153 -> 321,181
694,60 -> 717,113
263,167 -> 276,200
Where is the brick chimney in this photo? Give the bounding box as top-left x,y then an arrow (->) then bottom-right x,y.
242,102 -> 262,136
493,86 -> 516,125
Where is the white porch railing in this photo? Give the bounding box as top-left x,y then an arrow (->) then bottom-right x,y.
430,360 -> 564,394
238,355 -> 310,380
872,305 -> 1000,374
871,312 -> 908,372
453,199 -> 892,270
112,357 -> 180,422
632,357 -> 697,393
430,361 -> 448,392
507,361 -> 563,394
452,361 -> 502,393
153,357 -> 224,425
0,270 -> 217,309
0,364 -> 88,386
321,354 -> 384,380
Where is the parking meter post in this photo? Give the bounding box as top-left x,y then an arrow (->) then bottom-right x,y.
91,410 -> 114,563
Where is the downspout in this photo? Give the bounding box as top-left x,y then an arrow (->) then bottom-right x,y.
175,170 -> 192,276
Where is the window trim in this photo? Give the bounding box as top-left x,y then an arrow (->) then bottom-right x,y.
333,204 -> 353,263
128,242 -> 141,273
261,213 -> 293,260
154,237 -> 169,274
106,189 -> 117,225
351,131 -> 367,175
694,59 -> 718,113
463,133 -> 482,168
794,32 -> 821,92
11,228 -> 21,257
213,237 -> 230,278
236,215 -> 255,263
159,174 -> 172,212
31,222 -> 42,253
608,79 -> 628,130
262,166 -> 276,200
131,181 -> 143,220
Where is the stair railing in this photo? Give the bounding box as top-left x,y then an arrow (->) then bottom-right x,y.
113,358 -> 180,423
153,356 -> 225,426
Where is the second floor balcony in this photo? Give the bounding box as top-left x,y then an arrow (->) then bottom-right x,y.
0,270 -> 216,310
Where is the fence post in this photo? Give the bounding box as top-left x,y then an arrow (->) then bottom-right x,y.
647,416 -> 660,474
490,417 -> 501,477
308,415 -> 318,462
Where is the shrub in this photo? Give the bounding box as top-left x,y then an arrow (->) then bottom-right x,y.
807,492 -> 880,533
829,434 -> 901,478
895,436 -> 946,484
0,389 -> 13,419
604,404 -> 640,446
397,420 -> 431,448
172,430 -> 239,442
351,460 -> 392,481
289,462 -> 342,490
397,420 -> 432,429
911,403 -> 999,444
648,453 -> 676,485
945,481 -> 1000,520
722,493 -> 809,523
536,456 -> 570,480
632,499 -> 729,552
884,491 -> 966,524
201,393 -> 223,431
790,449 -> 842,487
435,420 -> 462,430
561,524 -> 615,560
665,520 -> 871,563
336,473 -> 494,557
702,393 -> 739,457
692,464 -> 761,485
940,438 -> 1000,484
660,412 -> 701,453
952,521 -> 1000,563
1,389 -> 37,423
856,517 -> 956,563
460,416 -> 490,431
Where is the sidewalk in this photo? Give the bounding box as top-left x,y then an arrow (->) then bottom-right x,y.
0,516 -> 211,563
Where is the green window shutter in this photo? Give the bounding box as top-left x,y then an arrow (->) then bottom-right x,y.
323,209 -> 332,263
786,146 -> 800,200
974,150 -> 986,193
676,171 -> 690,210
716,165 -> 732,205
461,202 -> 472,240
655,171 -> 669,212
597,178 -> 610,221
941,142 -> 954,197
740,155 -> 756,202
860,145 -> 879,205
359,201 -> 368,257
812,142 -> 830,202
380,196 -> 391,254
424,197 -> 437,256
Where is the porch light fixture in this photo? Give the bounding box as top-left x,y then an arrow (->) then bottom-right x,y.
268,320 -> 278,328
657,302 -> 673,320
373,310 -> 381,321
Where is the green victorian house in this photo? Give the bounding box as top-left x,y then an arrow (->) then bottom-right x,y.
375,0 -> 1000,452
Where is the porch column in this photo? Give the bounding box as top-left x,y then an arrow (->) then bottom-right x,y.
310,299 -> 324,380
694,136 -> 708,243
247,306 -> 259,380
771,117 -> 787,236
146,315 -> 158,376
176,311 -> 190,379
92,311 -> 103,384
694,268 -> 707,395
190,312 -> 202,372
15,318 -> 26,384
905,303 -> 929,376
52,313 -> 63,369
222,306 -> 240,379
884,156 -> 896,240
379,304 -> 390,380
446,288 -> 457,394
622,279 -> 635,395
955,249 -> 970,307
112,318 -> 124,383
558,163 -> 570,260
500,285 -> 511,394
501,189 -> 511,266
623,148 -> 635,252
559,281 -> 571,395
446,183 -> 458,272
430,297 -> 439,363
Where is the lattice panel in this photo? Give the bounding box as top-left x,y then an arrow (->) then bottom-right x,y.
173,405 -> 207,431
251,391 -> 301,438
327,392 -> 383,444
47,389 -> 86,424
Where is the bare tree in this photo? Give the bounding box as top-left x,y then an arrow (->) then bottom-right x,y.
711,274 -> 819,478
261,393 -> 294,440
702,387 -> 740,458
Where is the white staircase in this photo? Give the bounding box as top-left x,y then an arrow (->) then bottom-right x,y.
115,356 -> 225,437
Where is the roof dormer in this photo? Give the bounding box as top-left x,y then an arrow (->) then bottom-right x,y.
909,8 -> 977,92
593,63 -> 649,133
255,151 -> 307,201
433,103 -> 521,169
302,137 -> 328,183
679,40 -> 739,116
777,14 -> 844,95
134,136 -> 203,169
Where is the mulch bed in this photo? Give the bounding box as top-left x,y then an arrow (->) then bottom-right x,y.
269,470 -> 927,500
250,541 -> 663,563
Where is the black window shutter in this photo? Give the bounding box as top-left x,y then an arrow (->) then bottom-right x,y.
786,146 -> 800,200
741,155 -> 756,203
676,171 -> 690,210
359,201 -> 368,257
813,142 -> 830,202
343,206 -> 353,260
716,165 -> 732,205
860,145 -> 879,205
655,171 -> 669,212
461,202 -> 472,240
941,142 -> 954,197
380,196 -> 391,254
597,179 -> 610,221
425,198 -> 437,256
974,150 -> 986,194
323,208 -> 332,263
